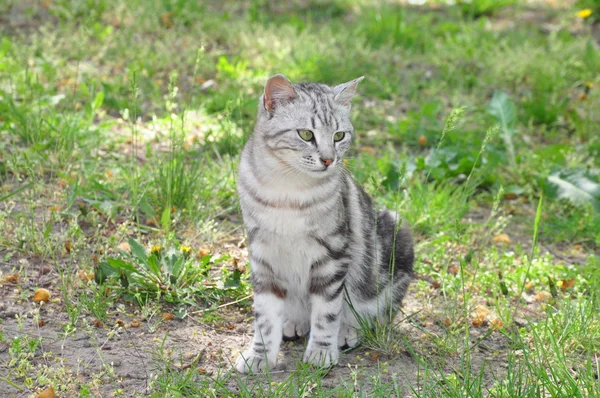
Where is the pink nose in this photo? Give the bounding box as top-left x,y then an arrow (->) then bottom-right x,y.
321,158 -> 333,167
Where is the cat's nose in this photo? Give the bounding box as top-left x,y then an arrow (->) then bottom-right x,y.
320,158 -> 334,167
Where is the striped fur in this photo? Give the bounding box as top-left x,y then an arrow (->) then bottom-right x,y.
235,75 -> 413,373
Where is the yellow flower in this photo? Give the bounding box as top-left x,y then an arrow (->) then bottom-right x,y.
151,245 -> 162,254
180,245 -> 191,255
577,9 -> 592,19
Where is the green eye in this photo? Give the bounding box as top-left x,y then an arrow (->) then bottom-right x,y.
333,131 -> 345,142
298,130 -> 314,141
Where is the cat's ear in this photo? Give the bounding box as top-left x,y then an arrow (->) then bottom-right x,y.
263,74 -> 296,112
333,76 -> 364,106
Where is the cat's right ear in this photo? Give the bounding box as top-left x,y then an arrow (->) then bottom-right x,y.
263,74 -> 296,113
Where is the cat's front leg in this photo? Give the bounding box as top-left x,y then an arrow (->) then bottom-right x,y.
303,262 -> 347,368
236,290 -> 285,373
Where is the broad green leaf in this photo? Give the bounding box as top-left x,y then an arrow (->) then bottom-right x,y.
128,238 -> 148,263
95,261 -> 118,284
161,206 -> 171,233
92,91 -> 104,111
107,258 -> 137,274
487,91 -> 517,165
546,169 -> 600,212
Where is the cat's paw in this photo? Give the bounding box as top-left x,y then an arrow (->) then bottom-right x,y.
303,346 -> 339,368
338,324 -> 360,350
235,352 -> 274,374
282,320 -> 309,341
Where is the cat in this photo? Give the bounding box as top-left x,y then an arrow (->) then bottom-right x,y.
235,74 -> 414,373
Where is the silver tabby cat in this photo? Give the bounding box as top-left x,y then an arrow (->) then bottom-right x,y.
236,74 -> 414,373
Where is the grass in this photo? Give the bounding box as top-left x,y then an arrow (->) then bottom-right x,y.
0,0 -> 599,396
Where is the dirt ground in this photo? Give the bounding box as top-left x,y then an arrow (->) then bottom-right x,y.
0,255 -> 511,397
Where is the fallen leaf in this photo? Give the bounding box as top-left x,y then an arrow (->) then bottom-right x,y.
160,12 -> 173,28
448,265 -> 459,275
559,278 -> 576,290
39,266 -> 52,275
129,319 -> 141,328
492,233 -> 511,244
117,242 -> 131,252
162,313 -> 174,321
490,318 -> 503,330
472,314 -> 486,327
474,305 -> 491,317
37,386 -> 56,398
4,273 -> 19,283
535,291 -> 552,302
198,248 -> 211,258
33,288 -> 51,303
78,269 -> 92,282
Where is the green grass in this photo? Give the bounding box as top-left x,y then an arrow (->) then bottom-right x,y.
1,0 -> 599,396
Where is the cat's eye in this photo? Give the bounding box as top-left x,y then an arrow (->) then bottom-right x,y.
298,130 -> 314,141
333,131 -> 345,142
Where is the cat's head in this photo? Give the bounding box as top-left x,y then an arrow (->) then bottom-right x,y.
253,74 -> 363,176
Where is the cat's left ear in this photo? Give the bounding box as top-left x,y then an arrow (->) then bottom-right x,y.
333,76 -> 365,106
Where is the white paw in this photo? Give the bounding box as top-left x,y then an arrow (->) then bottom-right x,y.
303,346 -> 339,368
282,320 -> 310,340
338,324 -> 359,349
235,352 -> 274,374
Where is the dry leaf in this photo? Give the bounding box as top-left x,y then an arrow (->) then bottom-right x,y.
117,241 -> 131,252
198,248 -> 211,258
39,266 -> 52,275
490,318 -> 503,330
448,265 -> 459,275
33,288 -> 51,303
472,314 -> 486,327
162,313 -> 175,321
5,273 -> 19,283
492,233 -> 511,244
78,269 -> 92,282
474,305 -> 491,317
559,278 -> 576,290
535,291 -> 552,302
160,12 -> 173,28
129,319 -> 141,328
36,386 -> 55,398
